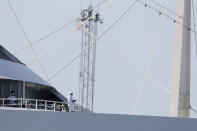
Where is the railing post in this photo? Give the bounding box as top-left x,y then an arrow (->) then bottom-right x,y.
21,99 -> 22,108
54,102 -> 55,111
36,100 -> 37,109
45,100 -> 47,110
3,99 -> 4,107
62,102 -> 63,111
25,99 -> 27,108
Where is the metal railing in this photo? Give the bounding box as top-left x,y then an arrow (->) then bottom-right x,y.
0,98 -> 80,112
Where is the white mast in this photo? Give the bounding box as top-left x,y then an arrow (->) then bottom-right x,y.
170,0 -> 191,117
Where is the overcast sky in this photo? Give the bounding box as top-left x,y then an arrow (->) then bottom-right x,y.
0,0 -> 197,118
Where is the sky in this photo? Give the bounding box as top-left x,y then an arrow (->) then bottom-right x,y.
0,0 -> 197,118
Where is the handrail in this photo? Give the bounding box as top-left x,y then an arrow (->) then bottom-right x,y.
0,98 -> 80,112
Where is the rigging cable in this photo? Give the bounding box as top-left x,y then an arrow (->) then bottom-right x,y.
147,0 -> 182,18
192,0 -> 197,59
27,0 -> 116,66
79,27 -> 170,100
82,25 -> 170,94
42,0 -> 70,19
137,0 -> 196,35
146,0 -> 196,27
7,0 -> 49,80
28,28 -> 76,66
47,0 -> 138,81
13,0 -> 111,55
132,0 -> 171,114
189,105 -> 197,114
101,44 -> 171,94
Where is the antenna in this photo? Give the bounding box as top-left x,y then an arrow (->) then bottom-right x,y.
77,4 -> 103,111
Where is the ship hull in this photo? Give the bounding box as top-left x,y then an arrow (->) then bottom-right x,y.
0,110 -> 196,131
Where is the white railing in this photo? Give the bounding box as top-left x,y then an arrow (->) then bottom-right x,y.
0,98 -> 80,112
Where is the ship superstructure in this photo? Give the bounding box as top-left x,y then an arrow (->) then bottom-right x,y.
0,45 -> 90,112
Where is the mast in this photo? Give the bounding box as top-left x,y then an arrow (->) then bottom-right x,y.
170,0 -> 191,117
78,5 -> 102,111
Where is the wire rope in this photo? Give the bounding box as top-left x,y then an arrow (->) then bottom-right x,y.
42,0 -> 70,19
101,44 -> 171,94
28,28 -> 76,66
27,0 -> 116,66
146,0 -> 196,28
47,0 -> 138,81
189,105 -> 197,114
132,0 -> 171,114
81,23 -> 171,94
7,0 -> 49,80
137,0 -> 196,35
13,0 -> 111,55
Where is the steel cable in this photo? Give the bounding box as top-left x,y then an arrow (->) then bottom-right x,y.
7,0 -> 49,80
27,0 -> 116,66
13,0 -> 111,55
132,0 -> 171,114
47,0 -> 138,81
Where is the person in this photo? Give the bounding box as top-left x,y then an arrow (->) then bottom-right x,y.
68,92 -> 76,112
8,90 -> 17,106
